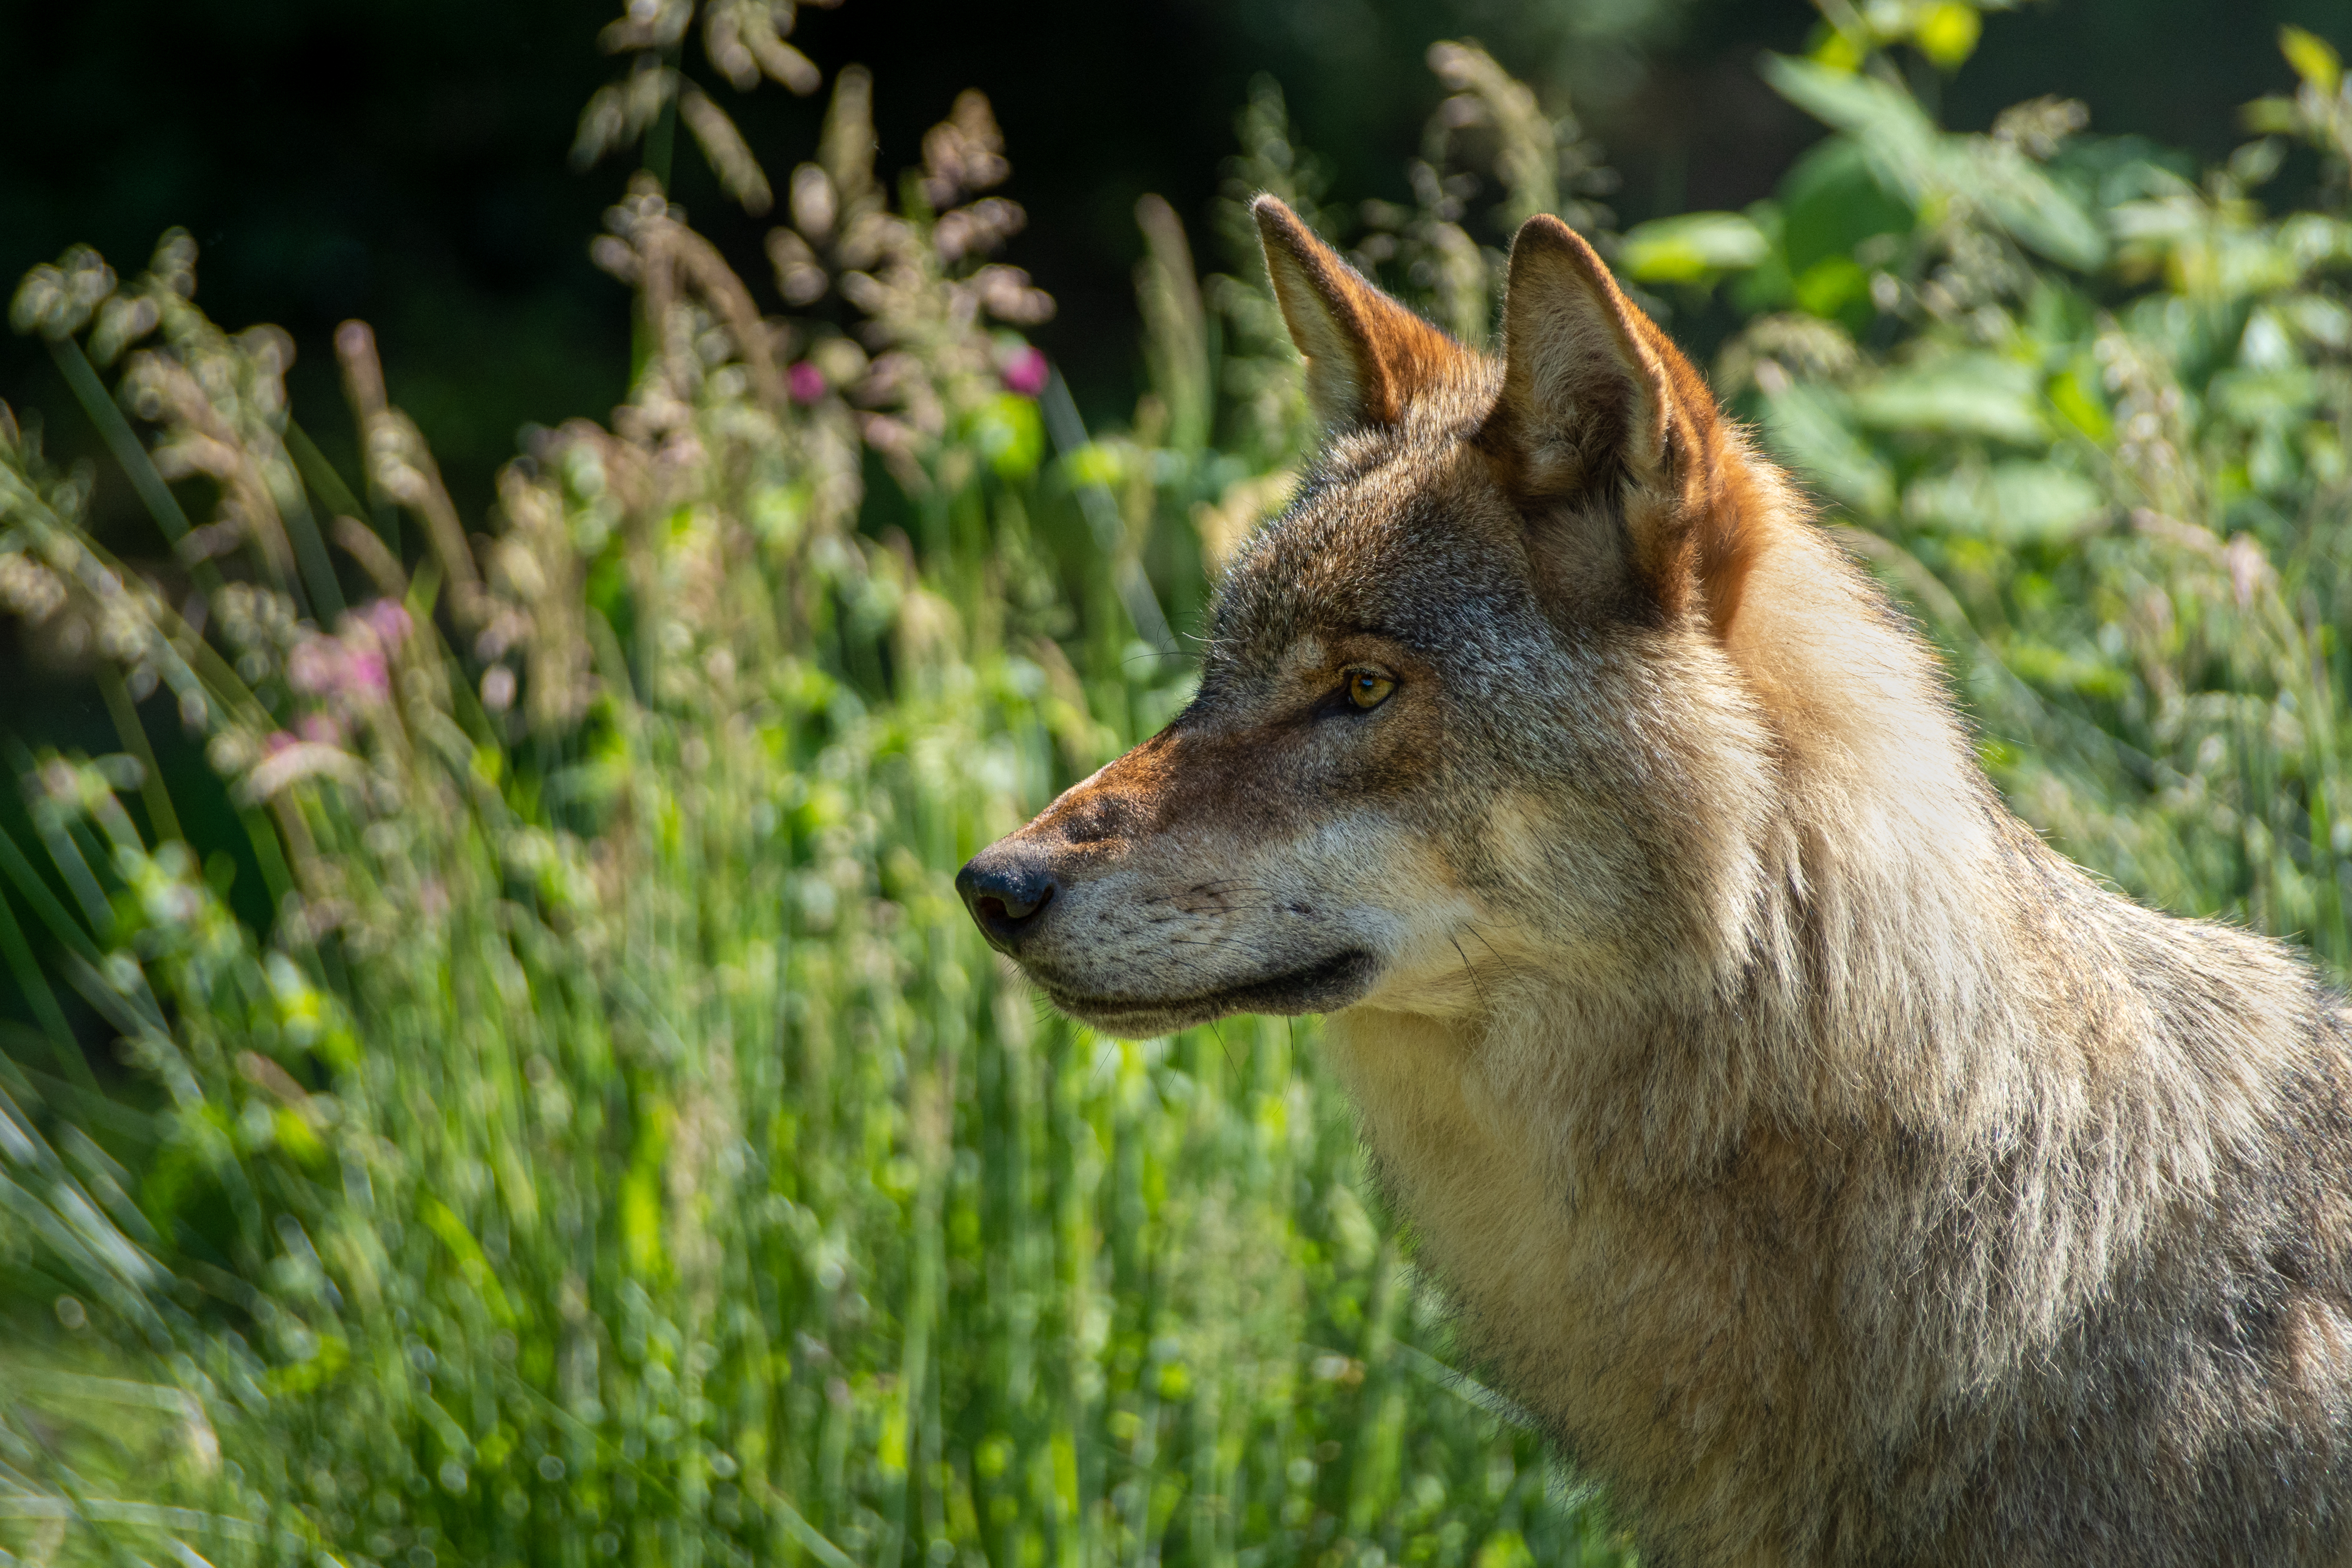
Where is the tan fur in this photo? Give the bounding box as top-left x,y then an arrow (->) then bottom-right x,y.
957,196 -> 2352,1565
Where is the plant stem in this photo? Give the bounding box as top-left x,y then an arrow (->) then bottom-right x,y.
45,335 -> 222,596
1040,370 -> 1175,653
282,479 -> 347,624
0,880 -> 94,1089
285,418 -> 366,521
97,666 -> 182,847
280,420 -> 356,619
644,53 -> 684,192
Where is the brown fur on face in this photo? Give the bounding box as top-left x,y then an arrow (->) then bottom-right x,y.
957,195 -> 2352,1566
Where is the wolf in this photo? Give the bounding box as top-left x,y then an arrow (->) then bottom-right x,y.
956,194 -> 2352,1566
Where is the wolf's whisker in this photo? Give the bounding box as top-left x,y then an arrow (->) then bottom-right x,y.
1448,934 -> 1490,1013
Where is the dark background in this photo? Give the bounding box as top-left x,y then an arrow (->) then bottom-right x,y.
7,0 -> 2347,526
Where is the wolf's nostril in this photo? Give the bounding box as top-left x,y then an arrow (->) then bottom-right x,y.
956,854 -> 1056,946
976,891 -> 1043,924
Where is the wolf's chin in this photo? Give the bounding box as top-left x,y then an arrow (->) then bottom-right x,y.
1037,948 -> 1380,1037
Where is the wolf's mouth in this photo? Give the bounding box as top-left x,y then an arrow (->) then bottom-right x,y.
1035,948 -> 1379,1035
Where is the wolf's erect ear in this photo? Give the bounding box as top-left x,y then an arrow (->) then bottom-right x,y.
1485,215 -> 1678,496
1253,195 -> 1467,431
1485,215 -> 1742,621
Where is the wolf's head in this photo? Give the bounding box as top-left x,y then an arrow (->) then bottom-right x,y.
959,197 -> 1973,1039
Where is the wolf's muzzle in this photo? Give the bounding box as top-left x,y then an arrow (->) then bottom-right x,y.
956,846 -> 1056,949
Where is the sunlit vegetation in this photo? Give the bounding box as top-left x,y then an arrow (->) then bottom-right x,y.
7,2 -> 2352,1562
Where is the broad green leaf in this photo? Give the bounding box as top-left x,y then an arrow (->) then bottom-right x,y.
1903,459 -> 2107,541
1764,55 -> 1942,176
1777,138 -> 1915,273
1768,53 -> 2104,271
2046,366 -> 2112,442
1755,380 -> 1895,515
2210,364 -> 2321,428
1965,142 -> 2109,271
2282,25 -> 2343,94
1793,256 -> 1872,320
1618,211 -> 1770,283
1851,353 -> 2047,445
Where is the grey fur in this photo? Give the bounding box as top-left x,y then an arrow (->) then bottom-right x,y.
957,200 -> 2352,1566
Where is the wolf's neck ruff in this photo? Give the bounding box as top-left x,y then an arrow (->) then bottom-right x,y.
959,196 -> 2352,1566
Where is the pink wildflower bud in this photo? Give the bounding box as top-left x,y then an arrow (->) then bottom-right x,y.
346,650 -> 388,700
361,598 -> 412,646
788,360 -> 827,405
1002,344 -> 1048,397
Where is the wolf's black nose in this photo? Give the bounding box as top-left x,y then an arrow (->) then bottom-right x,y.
957,850 -> 1056,947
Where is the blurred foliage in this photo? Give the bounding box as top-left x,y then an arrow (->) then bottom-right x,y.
7,1 -> 2352,1565
0,14 -> 1624,1566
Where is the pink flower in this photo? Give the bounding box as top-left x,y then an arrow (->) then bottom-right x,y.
298,712 -> 344,747
346,650 -> 387,700
1002,345 -> 1048,397
360,599 -> 411,646
787,361 -> 827,405
288,631 -> 389,707
264,730 -> 298,757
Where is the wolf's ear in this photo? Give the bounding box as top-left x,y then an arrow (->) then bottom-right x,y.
1485,214 -> 1741,621
1485,215 -> 1679,496
1254,195 -> 1466,430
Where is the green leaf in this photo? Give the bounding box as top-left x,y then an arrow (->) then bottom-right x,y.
1810,30 -> 1865,72
1765,53 -> 2105,272
2046,366 -> 2112,443
2210,364 -> 2321,429
1903,459 -> 2107,542
1764,54 -> 1937,148
1965,142 -> 2109,271
1778,139 -> 1915,274
1850,353 -> 2048,445
1618,211 -> 1771,284
1793,256 -> 1872,321
2282,25 -> 2342,94
1755,381 -> 1895,515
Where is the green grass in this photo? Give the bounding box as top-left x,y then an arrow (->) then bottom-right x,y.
10,4 -> 2352,1564
0,39 -> 1627,1566
0,544 -> 1597,1566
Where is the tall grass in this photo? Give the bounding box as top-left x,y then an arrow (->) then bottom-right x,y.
0,21 -> 1621,1567
9,2 -> 2352,1564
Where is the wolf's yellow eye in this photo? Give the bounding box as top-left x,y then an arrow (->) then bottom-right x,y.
1347,671 -> 1396,711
